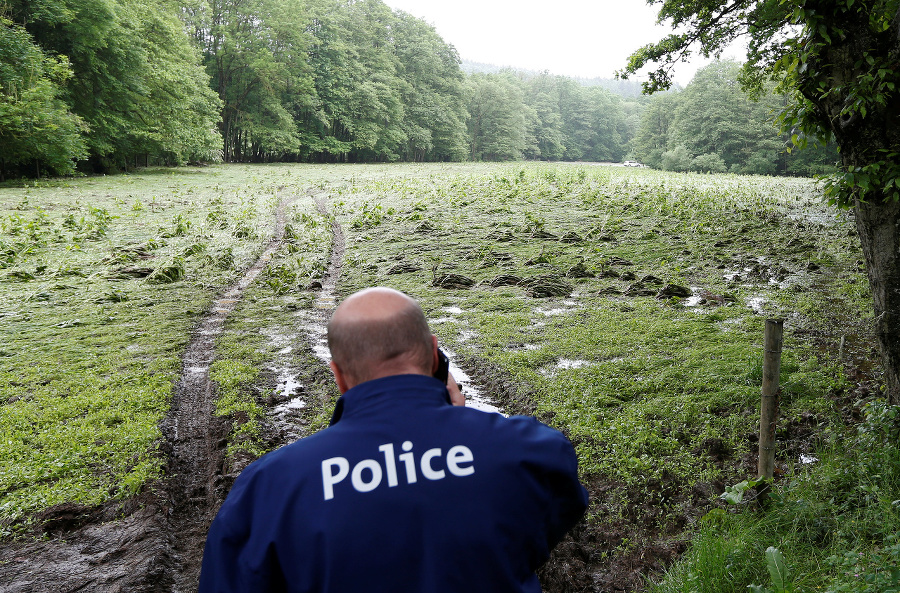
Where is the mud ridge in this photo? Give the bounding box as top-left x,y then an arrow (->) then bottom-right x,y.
312,193 -> 345,313
160,190 -> 305,592
0,191 -> 306,593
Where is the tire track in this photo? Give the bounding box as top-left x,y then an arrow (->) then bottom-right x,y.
0,191 -> 305,593
313,193 -> 345,315
278,193 -> 345,368
162,191 -> 304,592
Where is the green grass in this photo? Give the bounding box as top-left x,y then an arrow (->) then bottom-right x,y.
332,165 -> 860,496
1,162 -> 891,593
651,402 -> 900,593
0,165 -> 342,530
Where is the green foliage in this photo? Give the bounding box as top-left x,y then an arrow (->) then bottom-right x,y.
720,477 -> 765,505
183,0 -> 472,163
773,1 -> 900,206
6,0 -> 650,171
652,400 -> 900,593
693,153 -> 728,173
555,77 -> 630,162
188,0 -> 311,162
748,547 -> 794,593
210,355 -> 267,459
467,71 -> 632,163
350,201 -> 394,229
661,144 -> 694,172
619,0 -> 900,204
129,3 -> 223,164
390,11 -> 469,162
5,0 -> 221,173
146,256 -> 185,284
631,92 -> 680,169
671,61 -> 783,173
0,17 -> 87,177
825,535 -> 900,593
467,73 -> 530,161
766,547 -> 792,593
632,60 -> 836,176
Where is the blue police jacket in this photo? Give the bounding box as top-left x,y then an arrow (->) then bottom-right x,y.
199,373 -> 588,593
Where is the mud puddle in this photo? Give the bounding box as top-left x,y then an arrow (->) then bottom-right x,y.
261,328 -> 309,443
424,306 -> 504,414
441,346 -> 504,415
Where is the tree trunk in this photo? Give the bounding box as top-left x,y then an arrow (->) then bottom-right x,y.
799,2 -> 900,405
854,197 -> 900,405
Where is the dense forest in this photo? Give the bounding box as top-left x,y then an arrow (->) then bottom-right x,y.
631,60 -> 838,177
1,0 -> 836,178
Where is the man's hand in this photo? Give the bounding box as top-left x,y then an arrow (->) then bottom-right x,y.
447,373 -> 465,406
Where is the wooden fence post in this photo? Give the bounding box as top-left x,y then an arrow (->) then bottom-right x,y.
758,319 -> 784,490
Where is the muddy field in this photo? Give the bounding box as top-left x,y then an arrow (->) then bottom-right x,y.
0,163 -> 875,591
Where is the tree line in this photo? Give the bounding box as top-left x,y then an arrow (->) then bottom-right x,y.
1,0 -> 221,176
631,60 -> 837,177
1,0 -> 835,178
467,71 -> 638,162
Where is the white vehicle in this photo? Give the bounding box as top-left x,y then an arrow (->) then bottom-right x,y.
622,160 -> 644,167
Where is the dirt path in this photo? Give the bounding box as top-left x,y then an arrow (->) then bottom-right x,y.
0,191 -> 304,593
161,191 -> 304,591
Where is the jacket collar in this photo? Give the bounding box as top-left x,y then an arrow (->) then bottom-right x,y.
329,374 -> 451,425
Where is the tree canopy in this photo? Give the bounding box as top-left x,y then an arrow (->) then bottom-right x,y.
3,0 -> 222,173
467,71 -> 633,163
632,60 -> 837,175
0,16 -> 87,177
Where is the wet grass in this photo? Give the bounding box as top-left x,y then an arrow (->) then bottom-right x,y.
0,162 -> 886,591
652,401 -> 900,593
326,163 -> 879,585
0,165 -> 342,531
333,164 -> 862,481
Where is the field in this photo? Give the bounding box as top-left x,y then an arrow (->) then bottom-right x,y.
0,163 -> 888,591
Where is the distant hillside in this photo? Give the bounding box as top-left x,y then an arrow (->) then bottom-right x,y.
460,60 -> 650,98
461,60 -> 542,76
575,76 -> 649,99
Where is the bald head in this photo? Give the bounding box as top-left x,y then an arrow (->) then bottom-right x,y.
327,287 -> 434,389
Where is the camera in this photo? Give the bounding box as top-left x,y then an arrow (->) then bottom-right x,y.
434,348 -> 449,384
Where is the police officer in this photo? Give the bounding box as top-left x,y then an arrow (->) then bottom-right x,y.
199,287 -> 588,592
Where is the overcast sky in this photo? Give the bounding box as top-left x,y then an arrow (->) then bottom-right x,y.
382,0 -> 743,85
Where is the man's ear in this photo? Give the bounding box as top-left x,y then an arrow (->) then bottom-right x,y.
330,360 -> 351,394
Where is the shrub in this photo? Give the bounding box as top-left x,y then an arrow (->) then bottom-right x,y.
661,145 -> 694,172
692,153 -> 728,173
